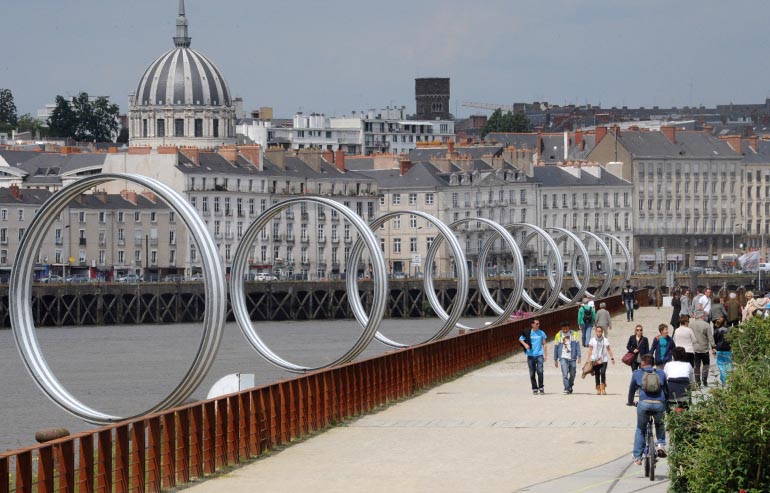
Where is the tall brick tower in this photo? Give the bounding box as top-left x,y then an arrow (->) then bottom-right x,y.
415,78 -> 451,120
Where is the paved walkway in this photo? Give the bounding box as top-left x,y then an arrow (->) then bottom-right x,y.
184,307 -> 676,493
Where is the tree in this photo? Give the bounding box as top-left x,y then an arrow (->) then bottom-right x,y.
47,92 -> 120,142
16,113 -> 48,139
48,96 -> 77,138
481,109 -> 532,137
0,88 -> 18,127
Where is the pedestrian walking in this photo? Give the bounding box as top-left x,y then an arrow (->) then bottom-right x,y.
578,298 -> 595,348
680,289 -> 691,317
725,292 -> 742,327
713,317 -> 732,385
670,291 -> 682,329
595,302 -> 612,333
689,312 -> 715,387
696,288 -> 713,321
709,296 -> 728,328
553,321 -> 581,394
622,280 -> 635,321
672,316 -> 696,366
742,291 -> 759,322
626,324 -> 649,372
519,318 -> 548,395
655,288 -> 663,310
586,326 -> 615,395
664,347 -> 696,407
650,324 -> 675,370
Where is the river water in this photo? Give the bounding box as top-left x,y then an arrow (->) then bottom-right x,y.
0,316 -> 495,452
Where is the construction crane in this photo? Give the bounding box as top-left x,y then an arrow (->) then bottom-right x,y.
462,102 -> 515,112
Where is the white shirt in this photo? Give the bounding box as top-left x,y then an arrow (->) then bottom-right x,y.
698,294 -> 712,315
664,360 -> 694,381
589,337 -> 611,363
673,325 -> 696,353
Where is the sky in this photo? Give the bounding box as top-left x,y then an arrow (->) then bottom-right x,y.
2,0 -> 769,119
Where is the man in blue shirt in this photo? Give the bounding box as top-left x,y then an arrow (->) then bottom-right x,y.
519,318 -> 548,395
627,354 -> 669,465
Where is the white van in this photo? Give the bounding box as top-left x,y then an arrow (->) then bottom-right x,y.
759,263 -> 770,272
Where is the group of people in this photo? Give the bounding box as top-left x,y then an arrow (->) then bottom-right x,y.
518,298 -> 616,396
518,282 -> 751,467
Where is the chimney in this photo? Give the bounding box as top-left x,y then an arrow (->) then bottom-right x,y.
9,184 -> 21,200
238,145 -> 262,169
218,145 -> 238,165
264,147 -> 285,170
94,190 -> 108,203
127,146 -> 151,155
536,131 -> 543,157
661,126 -> 676,143
334,149 -> 346,172
575,129 -> 584,150
141,191 -> 157,203
719,135 -> 743,154
322,149 -> 334,164
120,190 -> 138,205
297,148 -> 323,172
399,158 -> 413,176
612,125 -> 621,139
595,126 -> 608,144
157,146 -> 178,155
180,147 -> 200,165
747,136 -> 759,152
447,140 -> 456,159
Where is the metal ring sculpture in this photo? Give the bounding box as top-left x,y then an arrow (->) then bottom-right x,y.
580,230 -> 614,298
545,227 -> 592,305
598,232 -> 632,291
508,223 -> 564,312
348,211 -> 468,348
9,174 -> 226,425
230,197 -> 388,372
464,219 -> 526,327
9,170 -> 632,421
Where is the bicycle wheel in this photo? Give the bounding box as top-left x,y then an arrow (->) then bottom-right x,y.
648,417 -> 656,481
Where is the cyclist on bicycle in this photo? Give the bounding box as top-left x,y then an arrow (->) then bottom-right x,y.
627,354 -> 669,465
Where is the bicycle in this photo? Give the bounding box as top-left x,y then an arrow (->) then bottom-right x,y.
642,411 -> 657,481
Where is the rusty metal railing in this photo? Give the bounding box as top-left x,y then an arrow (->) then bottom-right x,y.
0,293 -> 635,493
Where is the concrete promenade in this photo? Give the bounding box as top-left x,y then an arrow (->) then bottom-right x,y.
184,307 -> 677,493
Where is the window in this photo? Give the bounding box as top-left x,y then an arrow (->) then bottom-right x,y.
169,230 -> 176,245
150,212 -> 157,222
214,197 -> 220,214
169,211 -> 175,223
393,238 -> 402,253
410,215 -> 418,229
99,250 -> 106,265
194,119 -> 203,137
451,193 -> 458,208
156,119 -> 165,137
190,244 -> 197,262
151,250 -> 158,265
0,228 -> 6,244
202,197 -> 209,213
175,119 -> 184,137
392,194 -> 401,205
118,228 -> 125,241
78,211 -> 85,222
425,193 -> 434,205
212,119 -> 219,138
393,216 -> 401,229
118,250 -> 125,264
134,211 -> 141,222
409,193 -> 417,206
0,209 -> 6,221
410,237 -> 418,253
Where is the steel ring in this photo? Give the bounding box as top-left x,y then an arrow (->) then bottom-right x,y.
348,211 -> 467,347
230,197 -> 387,372
598,233 -> 632,292
545,227 -> 592,305
508,223 -> 564,312
457,218 -> 525,328
9,173 -> 226,425
580,230 -> 614,297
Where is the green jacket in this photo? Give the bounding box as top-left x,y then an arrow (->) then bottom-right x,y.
578,305 -> 595,326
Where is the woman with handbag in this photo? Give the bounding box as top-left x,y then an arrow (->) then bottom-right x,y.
625,324 -> 649,371
586,326 -> 615,395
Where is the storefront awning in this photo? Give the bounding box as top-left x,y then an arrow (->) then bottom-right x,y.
721,253 -> 739,260
694,255 -> 709,261
638,254 -> 656,261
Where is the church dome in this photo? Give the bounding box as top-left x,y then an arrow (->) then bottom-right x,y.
134,47 -> 232,107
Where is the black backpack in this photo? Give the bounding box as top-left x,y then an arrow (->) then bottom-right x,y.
582,307 -> 593,325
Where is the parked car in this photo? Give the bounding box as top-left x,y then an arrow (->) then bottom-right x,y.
116,274 -> 141,283
704,268 -> 721,275
40,274 -> 65,283
162,274 -> 186,282
66,274 -> 90,283
189,274 -> 204,281
254,273 -> 278,281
